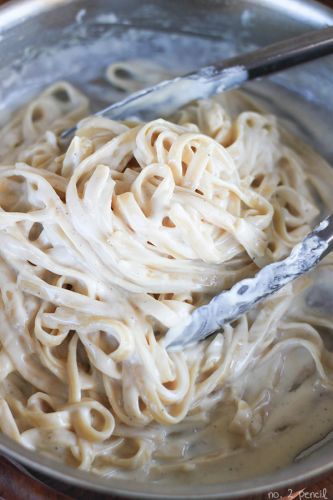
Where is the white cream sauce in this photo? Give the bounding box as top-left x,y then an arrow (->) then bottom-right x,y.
1,52 -> 333,485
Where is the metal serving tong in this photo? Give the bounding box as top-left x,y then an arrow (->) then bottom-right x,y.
164,215 -> 333,350
62,26 -> 333,139
61,27 -> 333,350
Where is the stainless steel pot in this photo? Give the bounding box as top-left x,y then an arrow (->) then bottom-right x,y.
0,0 -> 333,498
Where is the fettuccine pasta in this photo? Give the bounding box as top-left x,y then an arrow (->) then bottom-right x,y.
0,75 -> 333,482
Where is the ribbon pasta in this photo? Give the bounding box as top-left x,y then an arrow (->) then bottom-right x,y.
0,79 -> 332,479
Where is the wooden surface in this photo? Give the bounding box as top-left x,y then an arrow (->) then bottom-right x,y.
1,0 -> 333,498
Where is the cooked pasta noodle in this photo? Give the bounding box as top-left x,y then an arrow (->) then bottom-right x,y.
1,72 -> 333,482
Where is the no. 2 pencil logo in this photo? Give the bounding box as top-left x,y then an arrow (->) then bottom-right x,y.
268,488 -> 328,500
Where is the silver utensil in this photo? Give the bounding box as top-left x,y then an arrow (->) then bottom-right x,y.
61,26 -> 333,139
164,214 -> 333,350
295,429 -> 333,462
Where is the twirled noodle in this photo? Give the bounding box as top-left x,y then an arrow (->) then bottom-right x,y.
1,78 -> 333,482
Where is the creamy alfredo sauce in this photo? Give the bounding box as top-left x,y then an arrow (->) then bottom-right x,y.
0,62 -> 333,484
